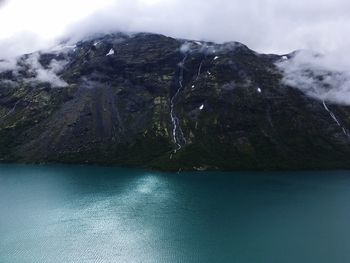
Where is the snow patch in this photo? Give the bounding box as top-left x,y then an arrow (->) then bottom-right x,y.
199,104 -> 204,110
214,56 -> 219,61
257,88 -> 262,93
106,49 -> 115,56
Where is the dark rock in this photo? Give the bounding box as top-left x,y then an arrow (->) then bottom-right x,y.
0,32 -> 350,171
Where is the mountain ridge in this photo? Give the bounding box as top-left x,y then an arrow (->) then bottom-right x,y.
0,32 -> 350,171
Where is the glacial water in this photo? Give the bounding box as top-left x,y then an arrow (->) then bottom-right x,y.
0,164 -> 350,263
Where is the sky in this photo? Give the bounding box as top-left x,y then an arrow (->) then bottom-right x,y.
0,0 -> 350,104
0,0 -> 349,57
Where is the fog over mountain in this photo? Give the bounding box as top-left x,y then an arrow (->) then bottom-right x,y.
1,0 -> 350,104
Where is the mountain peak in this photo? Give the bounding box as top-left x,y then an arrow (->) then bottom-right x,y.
0,32 -> 350,170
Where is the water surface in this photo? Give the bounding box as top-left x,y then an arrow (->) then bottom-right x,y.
0,165 -> 350,263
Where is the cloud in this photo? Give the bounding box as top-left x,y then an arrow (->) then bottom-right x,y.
24,53 -> 68,87
0,0 -> 349,56
0,0 -> 350,103
277,50 -> 350,105
1,52 -> 68,87
0,58 -> 17,72
64,0 -> 350,55
65,0 -> 350,105
0,32 -> 49,60
0,0 -> 113,58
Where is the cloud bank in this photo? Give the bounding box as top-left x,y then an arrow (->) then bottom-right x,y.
277,51 -> 350,105
63,0 -> 350,55
0,0 -> 350,103
24,53 -> 68,87
1,0 -> 349,56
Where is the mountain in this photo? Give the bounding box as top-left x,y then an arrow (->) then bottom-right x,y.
1,32 -> 350,171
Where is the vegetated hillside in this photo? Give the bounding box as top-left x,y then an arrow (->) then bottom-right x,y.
1,32 -> 350,171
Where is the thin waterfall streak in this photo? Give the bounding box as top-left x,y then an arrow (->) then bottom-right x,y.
0,99 -> 20,120
177,55 -> 187,146
330,112 -> 341,126
323,100 -> 348,136
323,101 -> 341,126
170,55 -> 188,152
196,60 -> 204,81
343,127 -> 348,135
0,89 -> 35,122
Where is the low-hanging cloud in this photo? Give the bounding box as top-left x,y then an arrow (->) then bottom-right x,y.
0,0 -> 350,103
64,0 -> 350,55
66,0 -> 350,106
24,53 -> 68,87
1,0 -> 350,55
1,52 -> 69,87
277,51 -> 350,105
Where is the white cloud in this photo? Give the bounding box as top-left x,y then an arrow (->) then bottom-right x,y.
24,53 -> 68,87
0,0 -> 113,57
62,0 -> 350,54
0,0 -> 349,56
277,50 -> 350,105
0,58 -> 17,72
1,0 -> 350,103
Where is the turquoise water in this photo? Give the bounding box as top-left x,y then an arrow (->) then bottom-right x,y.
0,165 -> 350,262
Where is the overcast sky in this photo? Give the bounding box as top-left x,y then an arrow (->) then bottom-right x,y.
1,0 -> 350,104
0,0 -> 349,58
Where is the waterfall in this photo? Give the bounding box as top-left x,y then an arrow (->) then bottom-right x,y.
170,55 -> 188,153
323,100 -> 349,137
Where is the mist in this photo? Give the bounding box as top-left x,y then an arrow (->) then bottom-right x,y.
0,0 -> 350,103
24,53 -> 68,87
277,50 -> 350,105
1,0 -> 350,55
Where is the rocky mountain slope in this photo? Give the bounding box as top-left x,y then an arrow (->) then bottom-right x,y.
1,32 -> 350,171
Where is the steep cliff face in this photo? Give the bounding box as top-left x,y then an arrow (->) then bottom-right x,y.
1,33 -> 350,171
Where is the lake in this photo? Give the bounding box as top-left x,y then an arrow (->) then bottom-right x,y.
0,164 -> 350,263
